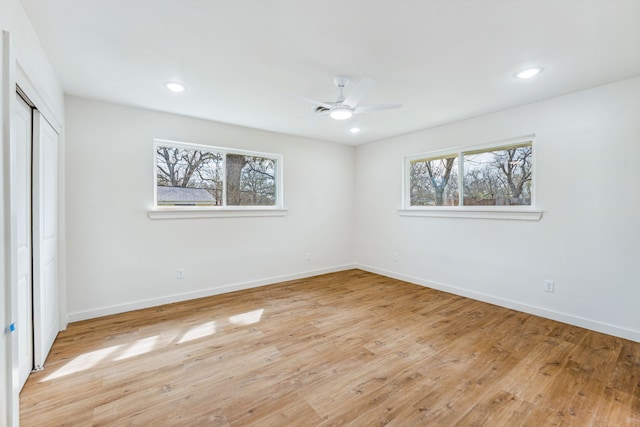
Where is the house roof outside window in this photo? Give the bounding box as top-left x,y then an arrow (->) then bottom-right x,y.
157,186 -> 215,205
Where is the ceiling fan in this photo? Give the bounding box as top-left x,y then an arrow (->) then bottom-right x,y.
287,76 -> 403,120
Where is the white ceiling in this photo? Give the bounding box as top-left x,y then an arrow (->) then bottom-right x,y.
19,0 -> 640,145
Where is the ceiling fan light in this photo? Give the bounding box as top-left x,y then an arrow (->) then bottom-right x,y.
329,107 -> 353,120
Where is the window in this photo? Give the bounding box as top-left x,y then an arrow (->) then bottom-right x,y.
462,143 -> 532,206
410,154 -> 459,206
152,140 -> 283,215
403,137 -> 540,220
156,145 -> 224,206
225,154 -> 277,206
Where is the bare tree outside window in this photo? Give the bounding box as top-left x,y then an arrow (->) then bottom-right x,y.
226,154 -> 276,206
463,144 -> 532,206
410,155 -> 458,206
156,146 -> 223,205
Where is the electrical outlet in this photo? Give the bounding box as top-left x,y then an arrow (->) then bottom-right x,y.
176,268 -> 184,279
544,280 -> 554,293
305,252 -> 311,262
393,252 -> 399,262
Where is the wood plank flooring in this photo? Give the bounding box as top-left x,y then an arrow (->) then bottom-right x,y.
19,269 -> 640,426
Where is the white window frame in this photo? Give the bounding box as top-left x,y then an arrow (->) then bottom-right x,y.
148,139 -> 286,219
400,135 -> 542,221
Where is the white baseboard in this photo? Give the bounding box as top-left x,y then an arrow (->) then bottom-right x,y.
67,263 -> 639,343
356,264 -> 640,343
67,264 -> 357,322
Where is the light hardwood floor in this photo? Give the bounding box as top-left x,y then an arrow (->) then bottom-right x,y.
20,270 -> 640,426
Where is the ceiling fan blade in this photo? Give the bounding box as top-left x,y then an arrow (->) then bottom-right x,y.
342,77 -> 375,108
285,92 -> 333,110
354,103 -> 403,114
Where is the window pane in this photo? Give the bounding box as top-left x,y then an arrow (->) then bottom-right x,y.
156,146 -> 223,206
410,155 -> 458,206
226,154 -> 276,206
463,143 -> 532,206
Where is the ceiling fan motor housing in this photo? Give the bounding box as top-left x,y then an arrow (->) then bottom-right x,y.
333,75 -> 350,88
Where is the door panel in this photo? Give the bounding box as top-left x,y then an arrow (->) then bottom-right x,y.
32,110 -> 60,369
13,93 -> 33,390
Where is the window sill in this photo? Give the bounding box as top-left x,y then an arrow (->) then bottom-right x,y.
398,208 -> 542,221
147,207 -> 288,220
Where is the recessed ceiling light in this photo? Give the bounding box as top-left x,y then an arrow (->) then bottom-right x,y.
166,82 -> 186,93
329,107 -> 353,120
515,67 -> 543,79
349,127 -> 361,134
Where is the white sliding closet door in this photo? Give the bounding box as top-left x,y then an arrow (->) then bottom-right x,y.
13,93 -> 33,390
32,110 -> 60,370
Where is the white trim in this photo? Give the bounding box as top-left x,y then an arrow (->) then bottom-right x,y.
0,30 -> 13,427
154,138 -> 278,159
15,63 -> 62,133
69,263 -> 640,342
2,30 -> 20,427
398,207 -> 542,221
67,264 -> 357,322
356,264 -> 640,343
147,207 -> 288,219
406,134 -> 536,164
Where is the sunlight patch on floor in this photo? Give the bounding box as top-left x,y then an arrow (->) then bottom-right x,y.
40,309 -> 266,381
229,308 -> 264,326
43,344 -> 122,381
178,321 -> 217,344
114,336 -> 160,361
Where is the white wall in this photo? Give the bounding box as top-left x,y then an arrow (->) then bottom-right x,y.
1,1 -> 65,426
65,96 -> 356,321
355,77 -> 640,342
